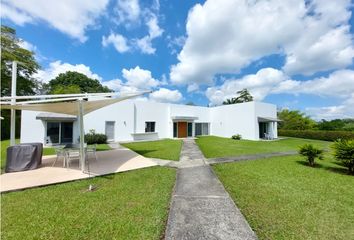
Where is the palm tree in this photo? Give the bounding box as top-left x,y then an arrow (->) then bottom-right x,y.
223,88 -> 253,105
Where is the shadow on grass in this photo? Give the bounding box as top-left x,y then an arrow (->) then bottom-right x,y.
133,149 -> 157,156
295,160 -> 351,176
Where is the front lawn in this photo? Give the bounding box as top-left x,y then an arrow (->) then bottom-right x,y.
1,166 -> 176,240
213,154 -> 354,240
122,139 -> 182,161
196,136 -> 331,158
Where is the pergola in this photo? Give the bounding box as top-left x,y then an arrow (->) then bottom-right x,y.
0,92 -> 147,172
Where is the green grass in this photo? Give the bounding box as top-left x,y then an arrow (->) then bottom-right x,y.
196,136 -> 331,158
213,154 -> 354,240
122,139 -> 182,161
1,166 -> 176,240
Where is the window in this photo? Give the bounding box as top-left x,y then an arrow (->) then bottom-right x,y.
46,122 -> 73,144
173,122 -> 178,137
195,123 -> 209,136
145,122 -> 156,132
187,122 -> 193,137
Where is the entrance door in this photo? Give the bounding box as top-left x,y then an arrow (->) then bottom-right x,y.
177,122 -> 187,138
259,122 -> 267,138
105,121 -> 115,141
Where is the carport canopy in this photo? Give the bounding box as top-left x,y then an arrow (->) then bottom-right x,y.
1,92 -> 147,172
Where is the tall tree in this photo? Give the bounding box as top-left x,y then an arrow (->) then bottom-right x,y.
278,109 -> 317,130
1,25 -> 40,140
1,25 -> 40,96
223,88 -> 253,105
47,71 -> 112,94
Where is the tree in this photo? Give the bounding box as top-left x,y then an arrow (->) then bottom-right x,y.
186,101 -> 196,106
223,88 -> 253,105
317,119 -> 346,131
47,71 -> 112,94
1,25 -> 40,96
332,139 -> 354,174
278,109 -> 317,130
1,25 -> 40,140
299,144 -> 323,167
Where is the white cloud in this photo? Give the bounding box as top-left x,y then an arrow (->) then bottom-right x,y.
170,0 -> 353,86
135,36 -> 156,54
2,0 -> 109,42
114,0 -> 141,27
135,14 -> 163,54
149,88 -> 183,103
122,66 -> 159,88
102,33 -> 130,53
206,68 -> 354,106
34,61 -> 102,83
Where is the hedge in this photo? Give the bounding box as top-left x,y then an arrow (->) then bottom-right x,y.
278,130 -> 354,142
84,132 -> 107,144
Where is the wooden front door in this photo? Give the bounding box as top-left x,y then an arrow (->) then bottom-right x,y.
178,122 -> 187,138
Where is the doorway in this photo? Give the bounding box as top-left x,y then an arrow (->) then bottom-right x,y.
177,122 -> 187,138
259,122 -> 268,139
105,121 -> 115,141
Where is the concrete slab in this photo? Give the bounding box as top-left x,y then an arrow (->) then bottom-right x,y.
0,146 -> 157,193
166,196 -> 257,240
174,166 -> 228,197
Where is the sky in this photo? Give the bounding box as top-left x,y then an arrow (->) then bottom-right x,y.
1,0 -> 354,120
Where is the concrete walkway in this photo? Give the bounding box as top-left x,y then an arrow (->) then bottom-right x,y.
207,151 -> 297,164
165,139 -> 257,240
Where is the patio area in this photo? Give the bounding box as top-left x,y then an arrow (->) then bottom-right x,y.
0,145 -> 158,193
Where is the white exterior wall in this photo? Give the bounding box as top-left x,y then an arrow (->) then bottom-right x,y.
20,100 -> 278,144
254,102 -> 278,139
20,111 -> 46,143
210,102 -> 257,140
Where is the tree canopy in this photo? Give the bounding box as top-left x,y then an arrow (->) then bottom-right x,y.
223,88 -> 253,105
47,71 -> 112,94
278,109 -> 317,130
1,25 -> 40,96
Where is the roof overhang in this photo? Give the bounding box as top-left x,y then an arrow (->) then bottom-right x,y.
36,113 -> 77,121
258,117 -> 282,122
171,116 -> 198,121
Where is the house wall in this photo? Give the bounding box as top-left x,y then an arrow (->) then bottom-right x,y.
210,102 -> 257,140
20,100 -> 278,144
254,102 -> 278,138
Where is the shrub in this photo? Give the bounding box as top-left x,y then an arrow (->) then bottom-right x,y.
84,129 -> 107,144
332,139 -> 354,174
231,134 -> 242,140
298,144 -> 323,167
279,130 -> 354,142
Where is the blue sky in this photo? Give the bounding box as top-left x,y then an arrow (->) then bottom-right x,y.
2,0 -> 354,119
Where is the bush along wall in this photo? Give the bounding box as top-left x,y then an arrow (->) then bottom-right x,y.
278,130 -> 354,142
84,130 -> 108,144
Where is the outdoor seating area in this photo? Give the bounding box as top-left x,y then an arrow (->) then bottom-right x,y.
0,145 -> 157,193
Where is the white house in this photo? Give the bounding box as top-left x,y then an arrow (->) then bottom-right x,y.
20,100 -> 278,145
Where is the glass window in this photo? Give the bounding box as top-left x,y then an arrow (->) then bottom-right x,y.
173,122 -> 177,137
187,122 -> 193,137
195,123 -> 209,136
145,122 -> 156,132
61,122 -> 73,143
47,122 -> 60,144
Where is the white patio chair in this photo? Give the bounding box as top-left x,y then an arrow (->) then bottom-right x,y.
85,144 -> 98,162
65,149 -> 80,168
52,146 -> 66,167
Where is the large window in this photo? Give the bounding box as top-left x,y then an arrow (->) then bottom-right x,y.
195,123 -> 209,136
145,122 -> 156,132
46,122 -> 73,144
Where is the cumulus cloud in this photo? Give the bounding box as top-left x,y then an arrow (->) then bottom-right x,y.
102,33 -> 130,53
170,0 -> 354,87
114,0 -> 141,27
122,66 -> 160,88
2,0 -> 109,42
149,88 -> 183,103
206,68 -> 354,105
135,14 -> 164,54
34,61 -> 102,83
